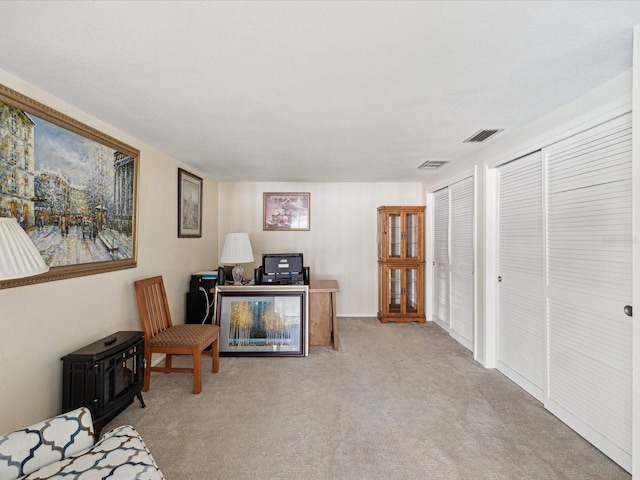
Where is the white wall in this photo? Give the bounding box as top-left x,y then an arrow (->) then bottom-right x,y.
422,70 -> 632,367
218,182 -> 423,315
0,69 -> 219,433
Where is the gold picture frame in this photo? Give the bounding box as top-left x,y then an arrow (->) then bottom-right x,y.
0,83 -> 139,289
263,192 -> 310,231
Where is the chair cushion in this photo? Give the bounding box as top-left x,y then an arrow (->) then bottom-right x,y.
149,324 -> 219,348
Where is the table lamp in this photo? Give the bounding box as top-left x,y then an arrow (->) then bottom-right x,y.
0,217 -> 49,280
220,232 -> 254,285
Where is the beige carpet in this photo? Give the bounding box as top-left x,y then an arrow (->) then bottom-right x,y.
105,318 -> 630,480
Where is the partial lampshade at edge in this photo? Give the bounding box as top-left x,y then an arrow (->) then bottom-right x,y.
0,218 -> 49,280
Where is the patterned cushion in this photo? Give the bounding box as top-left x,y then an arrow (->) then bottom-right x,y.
22,425 -> 164,480
0,407 -> 94,480
0,408 -> 164,480
149,324 -> 219,348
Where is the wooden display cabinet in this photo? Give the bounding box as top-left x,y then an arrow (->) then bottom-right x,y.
377,206 -> 425,262
377,206 -> 425,323
377,263 -> 425,323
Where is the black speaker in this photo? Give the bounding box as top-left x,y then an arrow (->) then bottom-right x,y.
190,273 -> 219,293
186,290 -> 215,325
217,266 -> 234,284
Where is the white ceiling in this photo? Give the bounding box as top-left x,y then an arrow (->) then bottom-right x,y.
1,1 -> 640,182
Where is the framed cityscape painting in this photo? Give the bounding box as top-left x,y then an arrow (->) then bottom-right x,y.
0,83 -> 139,289
214,285 -> 308,356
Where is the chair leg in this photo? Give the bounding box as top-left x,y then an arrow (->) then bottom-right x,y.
165,354 -> 172,370
143,349 -> 151,392
193,350 -> 202,394
212,335 -> 220,374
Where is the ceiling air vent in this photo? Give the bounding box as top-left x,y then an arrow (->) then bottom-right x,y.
418,159 -> 449,170
463,129 -> 503,143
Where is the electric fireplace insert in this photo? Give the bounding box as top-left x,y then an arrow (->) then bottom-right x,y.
61,331 -> 145,437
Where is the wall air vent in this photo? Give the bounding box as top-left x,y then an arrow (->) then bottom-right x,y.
463,129 -> 503,143
418,159 -> 449,170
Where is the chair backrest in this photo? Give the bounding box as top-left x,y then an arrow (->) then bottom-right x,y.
134,275 -> 174,340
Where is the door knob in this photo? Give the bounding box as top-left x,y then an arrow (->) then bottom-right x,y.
624,305 -> 633,317
498,276 -> 502,283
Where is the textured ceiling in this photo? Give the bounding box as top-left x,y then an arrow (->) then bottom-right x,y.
1,1 -> 640,182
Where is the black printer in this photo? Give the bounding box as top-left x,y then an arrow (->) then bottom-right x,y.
255,253 -> 309,285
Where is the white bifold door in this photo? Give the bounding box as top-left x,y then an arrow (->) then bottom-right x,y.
449,177 -> 474,350
496,152 -> 545,401
433,189 -> 450,329
544,113 -> 632,471
432,178 -> 475,352
495,113 -> 632,471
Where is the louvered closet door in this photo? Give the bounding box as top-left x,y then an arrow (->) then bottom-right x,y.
544,113 -> 632,471
433,189 -> 450,328
449,177 -> 474,351
497,152 -> 544,400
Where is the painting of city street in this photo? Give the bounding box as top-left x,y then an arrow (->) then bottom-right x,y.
0,84 -> 138,288
215,289 -> 306,356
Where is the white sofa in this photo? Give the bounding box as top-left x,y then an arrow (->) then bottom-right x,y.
0,407 -> 164,480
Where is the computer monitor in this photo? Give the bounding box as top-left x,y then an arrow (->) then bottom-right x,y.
262,253 -> 303,275
257,253 -> 308,285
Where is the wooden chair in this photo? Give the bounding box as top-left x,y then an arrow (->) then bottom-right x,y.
134,275 -> 219,394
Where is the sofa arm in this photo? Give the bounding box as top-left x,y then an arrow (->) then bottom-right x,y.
21,424 -> 164,480
0,407 -> 94,480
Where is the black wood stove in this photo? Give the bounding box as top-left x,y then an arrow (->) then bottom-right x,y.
61,331 -> 145,437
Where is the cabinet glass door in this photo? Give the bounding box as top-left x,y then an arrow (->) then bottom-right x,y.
405,267 -> 418,313
405,213 -> 419,259
388,214 -> 401,258
388,267 -> 401,313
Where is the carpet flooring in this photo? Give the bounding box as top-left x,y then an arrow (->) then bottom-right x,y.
104,318 -> 630,480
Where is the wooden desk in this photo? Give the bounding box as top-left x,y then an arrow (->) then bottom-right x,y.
309,280 -> 340,350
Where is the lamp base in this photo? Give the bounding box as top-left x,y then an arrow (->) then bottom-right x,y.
232,264 -> 244,285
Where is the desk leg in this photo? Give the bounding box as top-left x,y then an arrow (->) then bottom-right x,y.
331,291 -> 339,350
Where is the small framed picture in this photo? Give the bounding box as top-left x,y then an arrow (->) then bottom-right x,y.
263,192 -> 310,231
178,168 -> 203,238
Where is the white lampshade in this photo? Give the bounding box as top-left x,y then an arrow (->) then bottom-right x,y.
220,233 -> 254,264
220,233 -> 254,285
0,217 -> 49,280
